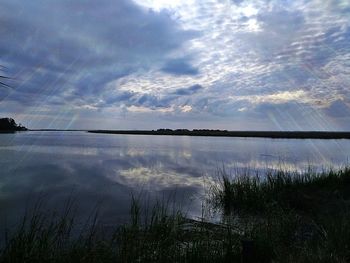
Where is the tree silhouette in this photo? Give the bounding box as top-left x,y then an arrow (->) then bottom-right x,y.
0,117 -> 27,131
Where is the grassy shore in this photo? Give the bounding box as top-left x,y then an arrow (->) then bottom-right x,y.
1,168 -> 350,262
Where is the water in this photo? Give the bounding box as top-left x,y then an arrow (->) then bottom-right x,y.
0,131 -> 350,224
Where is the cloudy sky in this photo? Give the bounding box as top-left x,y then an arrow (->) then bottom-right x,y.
1,0 -> 350,130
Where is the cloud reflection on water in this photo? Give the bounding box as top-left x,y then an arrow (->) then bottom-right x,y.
0,132 -> 350,225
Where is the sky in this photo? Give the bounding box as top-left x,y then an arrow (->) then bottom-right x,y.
1,0 -> 350,130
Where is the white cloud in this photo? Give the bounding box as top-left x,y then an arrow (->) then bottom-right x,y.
179,105 -> 192,112
229,90 -> 318,105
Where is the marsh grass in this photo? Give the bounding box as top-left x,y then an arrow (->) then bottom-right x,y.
0,195 -> 242,262
208,167 -> 350,262
2,168 -> 350,262
210,167 -> 350,215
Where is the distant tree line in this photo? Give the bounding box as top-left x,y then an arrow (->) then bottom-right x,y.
156,129 -> 228,133
89,129 -> 350,139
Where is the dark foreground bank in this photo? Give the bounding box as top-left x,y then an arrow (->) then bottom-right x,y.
88,129 -> 350,139
1,167 -> 350,262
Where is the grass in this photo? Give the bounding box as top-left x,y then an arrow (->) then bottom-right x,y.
0,196 -> 241,262
209,167 -> 350,262
210,167 -> 350,215
2,168 -> 350,262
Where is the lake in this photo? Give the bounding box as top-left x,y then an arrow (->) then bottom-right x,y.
1,131 -> 350,225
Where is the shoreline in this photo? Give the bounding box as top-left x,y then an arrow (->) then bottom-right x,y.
7,129 -> 350,139
87,130 -> 350,139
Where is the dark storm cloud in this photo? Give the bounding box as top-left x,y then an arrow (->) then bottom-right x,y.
173,84 -> 203,95
0,0 -> 197,106
135,93 -> 172,108
103,91 -> 136,105
231,0 -> 244,5
99,84 -> 204,109
161,59 -> 199,76
102,90 -> 175,109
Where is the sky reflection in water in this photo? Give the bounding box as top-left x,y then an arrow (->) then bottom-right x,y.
0,131 -> 350,225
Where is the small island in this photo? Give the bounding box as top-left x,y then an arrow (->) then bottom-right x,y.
0,117 -> 27,132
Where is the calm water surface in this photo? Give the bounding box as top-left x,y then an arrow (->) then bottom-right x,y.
1,131 -> 350,224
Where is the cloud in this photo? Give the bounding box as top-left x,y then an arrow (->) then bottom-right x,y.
161,59 -> 199,75
257,8 -> 305,34
231,0 -> 245,5
173,84 -> 203,95
0,0 -> 197,107
229,90 -> 317,105
1,0 -> 350,130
